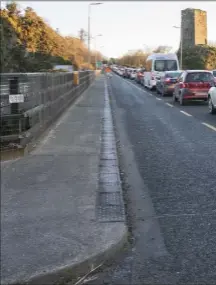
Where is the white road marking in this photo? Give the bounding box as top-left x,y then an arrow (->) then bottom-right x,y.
201,122 -> 216,132
180,110 -> 192,117
119,75 -> 152,96
166,103 -> 174,107
156,97 -> 162,101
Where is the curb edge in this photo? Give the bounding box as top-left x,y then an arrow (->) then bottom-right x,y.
21,226 -> 128,285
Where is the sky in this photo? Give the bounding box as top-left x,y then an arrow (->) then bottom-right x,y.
3,1 -> 216,58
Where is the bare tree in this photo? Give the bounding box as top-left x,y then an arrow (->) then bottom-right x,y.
208,41 -> 216,48
78,28 -> 87,43
153,45 -> 172,53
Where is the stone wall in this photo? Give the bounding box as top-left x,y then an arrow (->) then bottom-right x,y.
181,9 -> 195,48
181,8 -> 207,48
194,9 -> 207,45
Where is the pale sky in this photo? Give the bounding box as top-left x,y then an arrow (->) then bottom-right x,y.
3,1 -> 216,58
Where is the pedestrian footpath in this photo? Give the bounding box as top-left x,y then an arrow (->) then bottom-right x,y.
1,75 -> 127,285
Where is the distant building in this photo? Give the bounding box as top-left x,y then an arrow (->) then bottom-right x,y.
181,8 -> 207,48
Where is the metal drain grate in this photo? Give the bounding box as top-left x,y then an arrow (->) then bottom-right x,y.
97,205 -> 125,222
99,181 -> 122,193
98,192 -> 122,206
99,172 -> 120,183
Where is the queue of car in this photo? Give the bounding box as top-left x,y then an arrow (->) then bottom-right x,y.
111,57 -> 216,115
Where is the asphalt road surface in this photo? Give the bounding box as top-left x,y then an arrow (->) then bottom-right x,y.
84,73 -> 216,285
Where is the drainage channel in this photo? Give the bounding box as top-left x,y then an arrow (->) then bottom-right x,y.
96,76 -> 125,223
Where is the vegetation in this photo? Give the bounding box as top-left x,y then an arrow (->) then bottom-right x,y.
117,44 -> 216,70
178,45 -> 216,70
116,46 -> 171,68
0,2 -> 103,72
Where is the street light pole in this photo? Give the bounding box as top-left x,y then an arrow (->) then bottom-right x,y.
173,25 -> 183,69
87,2 -> 103,69
95,37 -> 98,70
88,4 -> 91,67
93,34 -> 102,70
180,26 -> 183,70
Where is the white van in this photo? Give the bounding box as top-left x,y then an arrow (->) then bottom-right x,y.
144,53 -> 179,90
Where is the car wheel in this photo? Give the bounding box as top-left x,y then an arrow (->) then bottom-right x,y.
208,96 -> 216,114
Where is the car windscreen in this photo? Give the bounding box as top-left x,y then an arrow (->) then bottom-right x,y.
154,60 -> 178,72
165,72 -> 182,78
213,71 -> 216,77
185,72 -> 214,82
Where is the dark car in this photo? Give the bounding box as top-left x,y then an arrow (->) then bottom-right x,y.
125,68 -> 133,78
123,68 -> 128,78
123,68 -> 130,78
156,71 -> 183,96
173,70 -> 215,105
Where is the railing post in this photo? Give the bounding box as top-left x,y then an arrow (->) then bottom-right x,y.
73,71 -> 79,86
9,77 -> 19,114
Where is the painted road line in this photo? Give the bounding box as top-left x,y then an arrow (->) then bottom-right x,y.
166,103 -> 174,107
180,110 -> 192,117
122,78 -> 150,95
156,97 -> 162,101
116,74 -> 152,97
201,122 -> 216,132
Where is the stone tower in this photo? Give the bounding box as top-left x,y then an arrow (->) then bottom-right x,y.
181,8 -> 207,48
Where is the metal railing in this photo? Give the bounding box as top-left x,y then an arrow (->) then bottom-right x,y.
0,71 -> 95,150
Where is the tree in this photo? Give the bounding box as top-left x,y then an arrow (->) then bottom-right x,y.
177,45 -> 216,70
153,45 -> 172,53
0,5 -> 103,72
117,49 -> 150,68
6,1 -> 21,17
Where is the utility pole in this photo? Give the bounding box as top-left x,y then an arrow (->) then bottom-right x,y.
88,4 -> 91,67
87,3 -> 103,68
173,25 -> 183,69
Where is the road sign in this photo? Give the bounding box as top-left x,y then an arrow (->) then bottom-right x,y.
9,94 -> 24,103
96,61 -> 102,68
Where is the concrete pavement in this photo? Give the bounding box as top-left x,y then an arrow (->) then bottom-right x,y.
1,75 -> 127,285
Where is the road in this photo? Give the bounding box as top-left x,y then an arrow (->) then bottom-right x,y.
85,73 -> 216,285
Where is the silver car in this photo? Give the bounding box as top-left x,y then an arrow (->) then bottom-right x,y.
208,86 -> 216,114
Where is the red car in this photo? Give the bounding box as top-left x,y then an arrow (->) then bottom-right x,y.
173,70 -> 215,105
136,68 -> 145,84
